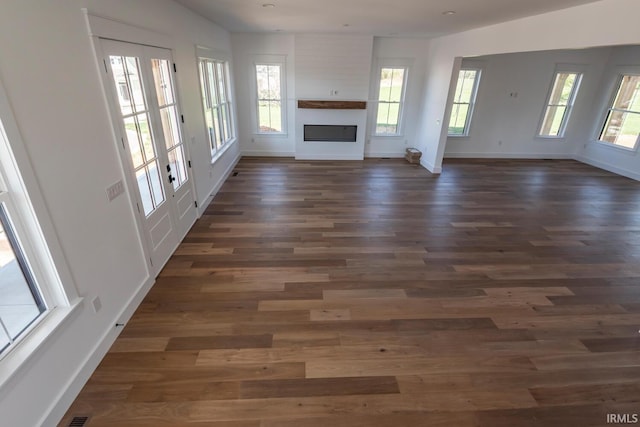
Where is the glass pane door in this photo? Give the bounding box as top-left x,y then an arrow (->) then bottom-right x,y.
151,59 -> 188,191
101,40 -> 197,273
108,55 -> 165,216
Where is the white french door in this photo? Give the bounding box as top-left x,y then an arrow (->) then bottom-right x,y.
100,40 -> 197,275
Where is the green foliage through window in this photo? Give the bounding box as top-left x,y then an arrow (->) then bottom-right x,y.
375,67 -> 407,135
539,72 -> 582,137
448,69 -> 480,136
599,74 -> 640,149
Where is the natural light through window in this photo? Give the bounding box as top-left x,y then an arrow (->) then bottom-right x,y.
539,72 -> 582,137
256,64 -> 283,133
199,58 -> 234,157
152,59 -> 187,190
599,74 -> 640,149
0,204 -> 46,355
448,69 -> 481,137
375,67 -> 407,136
110,55 -> 165,216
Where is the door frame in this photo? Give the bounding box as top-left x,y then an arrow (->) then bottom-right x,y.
84,11 -> 198,276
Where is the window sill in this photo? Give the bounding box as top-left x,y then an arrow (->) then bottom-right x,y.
210,138 -> 237,165
535,135 -> 567,141
448,134 -> 470,138
590,139 -> 638,154
0,298 -> 83,392
254,132 -> 288,138
372,134 -> 404,138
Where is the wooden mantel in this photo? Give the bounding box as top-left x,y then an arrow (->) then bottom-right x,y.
298,100 -> 367,110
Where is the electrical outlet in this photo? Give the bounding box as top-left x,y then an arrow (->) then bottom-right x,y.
91,296 -> 102,313
106,180 -> 125,201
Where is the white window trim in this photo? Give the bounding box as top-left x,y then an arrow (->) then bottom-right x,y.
252,55 -> 287,136
448,67 -> 482,138
0,75 -> 80,387
196,46 -> 238,162
595,71 -> 640,152
371,60 -> 411,137
537,64 -> 585,139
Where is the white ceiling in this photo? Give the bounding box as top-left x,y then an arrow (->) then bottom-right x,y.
175,0 -> 600,38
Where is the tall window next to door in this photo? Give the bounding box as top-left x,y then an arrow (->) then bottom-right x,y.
599,74 -> 640,150
0,197 -> 46,356
448,69 -> 481,137
538,71 -> 582,138
374,67 -> 408,136
0,94 -> 73,357
255,64 -> 284,133
199,59 -> 234,157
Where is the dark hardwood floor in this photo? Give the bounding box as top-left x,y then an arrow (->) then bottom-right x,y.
60,158 -> 640,426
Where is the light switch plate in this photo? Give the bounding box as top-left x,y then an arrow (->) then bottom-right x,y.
106,180 -> 125,201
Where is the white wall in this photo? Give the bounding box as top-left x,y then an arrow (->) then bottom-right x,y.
576,45 -> 640,180
232,33 -> 297,157
233,33 -> 377,160
232,34 -> 431,160
0,1 -> 237,425
365,37 -> 429,158
294,34 -> 373,160
418,0 -> 640,174
445,48 -> 611,159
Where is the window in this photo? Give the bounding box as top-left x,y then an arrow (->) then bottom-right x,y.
255,63 -> 284,133
539,71 -> 582,137
374,67 -> 408,136
448,69 -> 481,137
199,58 -> 234,157
0,203 -> 46,355
0,78 -> 76,366
599,74 -> 640,150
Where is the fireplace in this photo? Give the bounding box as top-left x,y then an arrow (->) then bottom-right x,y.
304,125 -> 357,142
296,99 -> 367,160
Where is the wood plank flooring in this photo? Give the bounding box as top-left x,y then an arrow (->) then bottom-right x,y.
60,158 -> 640,427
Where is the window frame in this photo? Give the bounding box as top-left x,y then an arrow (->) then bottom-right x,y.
537,66 -> 584,139
0,77 -> 78,374
253,56 -> 287,135
372,63 -> 409,137
0,192 -> 48,355
196,47 -> 237,162
596,73 -> 640,152
448,67 -> 482,137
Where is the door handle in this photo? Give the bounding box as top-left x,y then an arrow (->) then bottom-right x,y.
166,164 -> 172,172
168,174 -> 175,184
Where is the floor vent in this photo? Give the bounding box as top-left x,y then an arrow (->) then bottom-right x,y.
233,171 -> 239,176
68,416 -> 90,426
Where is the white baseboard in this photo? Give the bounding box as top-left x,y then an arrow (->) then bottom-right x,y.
295,154 -> 364,160
242,151 -> 295,157
420,157 -> 442,174
365,152 -> 405,158
41,274 -> 155,427
198,152 -> 242,217
443,152 -> 574,159
575,155 -> 640,181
